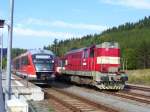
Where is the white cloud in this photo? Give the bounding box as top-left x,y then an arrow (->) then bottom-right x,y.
100,0 -> 150,10
17,18 -> 107,31
13,27 -> 82,39
12,18 -> 107,47
52,21 -> 107,31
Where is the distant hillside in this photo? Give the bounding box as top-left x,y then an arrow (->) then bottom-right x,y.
45,16 -> 150,70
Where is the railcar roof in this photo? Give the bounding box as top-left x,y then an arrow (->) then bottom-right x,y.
28,49 -> 55,56
13,49 -> 55,61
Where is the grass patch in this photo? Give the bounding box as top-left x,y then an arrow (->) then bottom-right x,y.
49,106 -> 54,112
127,69 -> 150,86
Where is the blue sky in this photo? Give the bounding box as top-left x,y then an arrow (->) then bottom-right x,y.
0,0 -> 150,49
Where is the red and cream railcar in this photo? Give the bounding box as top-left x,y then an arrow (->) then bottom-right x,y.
57,42 -> 128,89
13,49 -> 55,83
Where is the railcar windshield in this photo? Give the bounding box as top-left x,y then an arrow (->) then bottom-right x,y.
32,54 -> 54,71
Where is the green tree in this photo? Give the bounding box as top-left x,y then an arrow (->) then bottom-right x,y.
122,48 -> 138,69
136,40 -> 150,69
45,16 -> 150,70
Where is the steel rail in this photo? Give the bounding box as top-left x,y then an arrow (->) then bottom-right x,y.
44,87 -> 119,112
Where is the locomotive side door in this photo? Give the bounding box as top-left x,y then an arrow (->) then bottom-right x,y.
89,46 -> 95,71
82,49 -> 89,70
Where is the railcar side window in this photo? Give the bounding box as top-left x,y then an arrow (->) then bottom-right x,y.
22,56 -> 29,65
16,59 -> 20,69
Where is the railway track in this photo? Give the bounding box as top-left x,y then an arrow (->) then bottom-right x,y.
51,82 -> 150,105
81,83 -> 150,104
103,84 -> 150,104
125,84 -> 150,92
44,87 -> 119,112
104,91 -> 150,104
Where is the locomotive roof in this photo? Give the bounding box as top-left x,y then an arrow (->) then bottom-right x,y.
66,42 -> 119,55
66,47 -> 86,55
96,42 -> 119,48
28,49 -> 55,56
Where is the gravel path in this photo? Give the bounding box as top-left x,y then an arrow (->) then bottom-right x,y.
29,100 -> 50,112
129,89 -> 150,97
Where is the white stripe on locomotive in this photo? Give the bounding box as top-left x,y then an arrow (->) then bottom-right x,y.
97,56 -> 120,64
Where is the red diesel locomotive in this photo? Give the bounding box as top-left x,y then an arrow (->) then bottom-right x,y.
13,49 -> 55,83
56,42 -> 128,89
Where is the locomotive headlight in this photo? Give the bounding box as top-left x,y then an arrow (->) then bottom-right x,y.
51,74 -> 55,78
52,60 -> 54,63
110,45 -> 114,48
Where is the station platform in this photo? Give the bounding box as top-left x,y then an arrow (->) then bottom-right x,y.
2,72 -> 44,101
1,72 -> 44,112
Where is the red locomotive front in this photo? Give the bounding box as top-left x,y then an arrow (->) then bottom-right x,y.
57,42 -> 128,89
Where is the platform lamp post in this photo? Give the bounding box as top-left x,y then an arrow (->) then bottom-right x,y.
5,0 -> 14,101
0,20 -> 5,72
1,30 -> 3,71
0,20 -> 5,28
